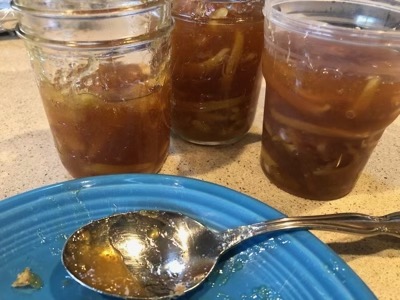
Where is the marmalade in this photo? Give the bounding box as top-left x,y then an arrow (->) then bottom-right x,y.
40,62 -> 171,177
261,32 -> 400,199
63,225 -> 152,298
171,0 -> 264,144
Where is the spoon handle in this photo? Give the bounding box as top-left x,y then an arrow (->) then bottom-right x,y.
221,212 -> 400,251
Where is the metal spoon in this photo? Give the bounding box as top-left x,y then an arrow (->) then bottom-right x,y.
62,210 -> 400,299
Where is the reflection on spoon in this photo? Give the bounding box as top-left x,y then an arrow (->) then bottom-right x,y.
62,210 -> 400,299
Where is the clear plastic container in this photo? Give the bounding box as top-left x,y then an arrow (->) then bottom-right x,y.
171,0 -> 264,145
261,0 -> 400,200
12,0 -> 173,177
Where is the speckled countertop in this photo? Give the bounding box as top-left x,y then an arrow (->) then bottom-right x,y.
1,39 -> 399,299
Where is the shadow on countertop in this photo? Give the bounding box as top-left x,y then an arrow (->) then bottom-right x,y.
328,235 -> 400,256
166,131 -> 263,177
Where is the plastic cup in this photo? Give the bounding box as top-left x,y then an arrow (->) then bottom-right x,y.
261,0 -> 400,199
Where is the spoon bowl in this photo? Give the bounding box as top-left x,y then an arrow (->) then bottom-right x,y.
62,211 -> 223,299
62,210 -> 400,299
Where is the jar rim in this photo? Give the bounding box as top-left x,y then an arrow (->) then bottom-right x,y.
264,0 -> 400,46
11,0 -> 167,18
16,22 -> 173,50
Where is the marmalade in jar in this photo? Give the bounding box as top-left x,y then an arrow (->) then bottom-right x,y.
261,32 -> 400,200
39,62 -> 171,177
171,0 -> 264,145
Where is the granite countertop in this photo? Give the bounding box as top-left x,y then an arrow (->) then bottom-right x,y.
1,39 -> 399,299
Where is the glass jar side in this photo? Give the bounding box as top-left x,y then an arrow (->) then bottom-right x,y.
261,0 -> 400,199
170,0 -> 264,145
12,0 -> 172,45
23,30 -> 172,177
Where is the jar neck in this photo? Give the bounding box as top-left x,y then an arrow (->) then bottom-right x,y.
264,0 -> 400,46
12,0 -> 172,48
17,22 -> 173,51
12,0 -> 167,16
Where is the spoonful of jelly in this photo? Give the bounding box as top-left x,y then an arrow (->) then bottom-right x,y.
62,210 -> 400,299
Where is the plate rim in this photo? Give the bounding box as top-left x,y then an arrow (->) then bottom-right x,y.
0,173 -> 376,299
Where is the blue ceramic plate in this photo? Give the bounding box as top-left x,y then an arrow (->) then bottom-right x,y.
0,174 -> 375,300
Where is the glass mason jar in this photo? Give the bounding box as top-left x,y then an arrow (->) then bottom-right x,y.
171,0 -> 264,145
261,0 -> 400,200
12,0 -> 173,177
